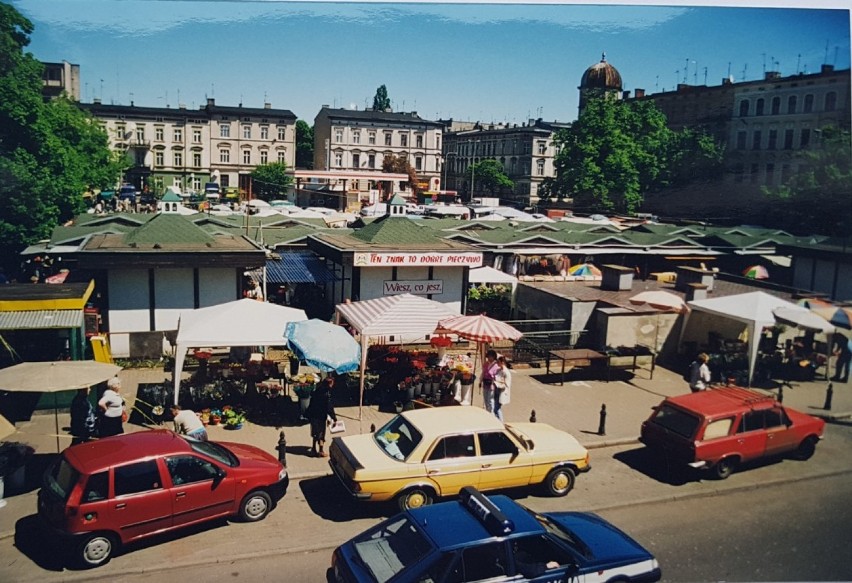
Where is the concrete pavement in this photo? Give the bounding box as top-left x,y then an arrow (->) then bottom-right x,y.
1,361 -> 849,541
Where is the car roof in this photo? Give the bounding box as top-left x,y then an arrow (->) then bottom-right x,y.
64,429 -> 191,473
409,494 -> 544,550
401,406 -> 505,434
665,386 -> 778,417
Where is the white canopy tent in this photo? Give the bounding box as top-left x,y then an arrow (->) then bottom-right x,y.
172,299 -> 307,403
469,266 -> 519,311
685,291 -> 801,385
335,294 -> 459,420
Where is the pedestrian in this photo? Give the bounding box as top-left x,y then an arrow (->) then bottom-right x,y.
244,279 -> 263,301
70,387 -> 97,444
480,349 -> 499,414
98,376 -> 126,437
306,376 -> 337,457
831,333 -> 852,383
689,353 -> 712,392
170,405 -> 208,441
493,355 -> 512,421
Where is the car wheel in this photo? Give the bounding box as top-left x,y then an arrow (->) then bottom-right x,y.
76,532 -> 117,568
544,467 -> 576,497
793,437 -> 818,460
397,487 -> 433,511
239,490 -> 273,522
713,458 -> 736,480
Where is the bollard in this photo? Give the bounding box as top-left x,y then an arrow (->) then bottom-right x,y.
598,404 -> 607,436
529,409 -> 536,423
824,383 -> 833,411
277,430 -> 287,467
370,423 -> 376,433
777,385 -> 784,403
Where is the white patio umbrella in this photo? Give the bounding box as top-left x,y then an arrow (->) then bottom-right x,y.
629,290 -> 689,352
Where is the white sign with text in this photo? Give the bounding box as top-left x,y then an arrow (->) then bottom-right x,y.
383,280 -> 443,296
354,252 -> 482,267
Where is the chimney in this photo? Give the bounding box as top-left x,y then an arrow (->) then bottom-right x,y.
264,102 -> 271,109
93,97 -> 101,105
206,97 -> 215,107
622,90 -> 631,99
675,265 -> 714,292
634,88 -> 645,98
821,64 -> 835,74
765,71 -> 781,80
600,264 -> 634,291
685,283 -> 709,302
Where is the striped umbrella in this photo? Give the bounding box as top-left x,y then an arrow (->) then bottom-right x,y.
568,263 -> 602,277
437,314 -> 523,343
742,265 -> 769,279
810,306 -> 852,330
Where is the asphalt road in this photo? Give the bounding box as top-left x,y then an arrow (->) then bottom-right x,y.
3,423 -> 851,582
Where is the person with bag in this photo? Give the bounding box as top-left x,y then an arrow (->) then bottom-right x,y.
70,387 -> 97,444
493,355 -> 512,421
480,350 -> 499,414
98,376 -> 126,437
688,353 -> 712,392
306,376 -> 337,457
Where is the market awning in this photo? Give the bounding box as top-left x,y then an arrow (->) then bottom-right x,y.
251,251 -> 339,284
0,310 -> 83,330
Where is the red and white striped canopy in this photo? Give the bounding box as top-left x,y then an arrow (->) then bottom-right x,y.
437,314 -> 523,343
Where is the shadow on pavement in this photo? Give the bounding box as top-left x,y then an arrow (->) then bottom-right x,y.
14,514 -> 65,571
613,446 -> 694,486
299,475 -> 392,523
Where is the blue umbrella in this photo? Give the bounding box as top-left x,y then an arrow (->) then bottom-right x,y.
283,319 -> 361,373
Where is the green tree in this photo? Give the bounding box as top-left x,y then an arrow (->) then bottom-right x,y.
762,126 -> 852,236
469,159 -> 513,197
543,97 -> 722,214
381,154 -> 419,198
250,162 -> 293,201
295,119 -> 313,169
0,2 -> 124,275
372,84 -> 391,111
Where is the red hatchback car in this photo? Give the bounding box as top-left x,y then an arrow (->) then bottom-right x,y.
640,386 -> 825,480
38,430 -> 288,568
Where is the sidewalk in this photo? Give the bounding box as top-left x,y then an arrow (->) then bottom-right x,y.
1,363 -> 849,540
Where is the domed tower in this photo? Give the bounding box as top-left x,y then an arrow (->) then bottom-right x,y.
578,52 -> 623,113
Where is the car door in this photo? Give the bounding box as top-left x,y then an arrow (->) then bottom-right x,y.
763,408 -> 799,457
423,434 -> 480,496
165,455 -> 236,528
108,459 -> 173,542
476,430 -> 533,493
733,411 -> 769,462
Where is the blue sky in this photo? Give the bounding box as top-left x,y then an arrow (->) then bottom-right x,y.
12,1 -> 851,123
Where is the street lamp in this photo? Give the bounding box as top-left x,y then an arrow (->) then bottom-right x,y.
469,140 -> 480,202
442,151 -> 457,193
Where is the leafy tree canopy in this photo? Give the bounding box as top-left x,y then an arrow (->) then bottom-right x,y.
762,126 -> 852,236
542,97 -> 723,214
295,119 -> 313,169
372,84 -> 391,112
250,162 -> 293,201
470,159 -> 513,197
0,2 -> 125,275
381,154 -> 418,197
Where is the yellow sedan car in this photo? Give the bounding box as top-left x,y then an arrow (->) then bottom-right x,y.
329,407 -> 590,511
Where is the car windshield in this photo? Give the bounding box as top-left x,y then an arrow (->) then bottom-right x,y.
527,508 -> 593,561
185,437 -> 239,467
373,415 -> 423,461
353,515 -> 434,583
651,404 -> 700,439
43,457 -> 80,501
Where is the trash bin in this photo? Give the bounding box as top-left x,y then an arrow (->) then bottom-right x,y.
0,442 -> 34,495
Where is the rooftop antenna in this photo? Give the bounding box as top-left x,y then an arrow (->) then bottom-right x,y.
99,78 -> 104,100
742,63 -> 747,81
796,54 -> 801,74
692,60 -> 698,85
211,82 -> 215,97
703,67 -> 708,85
727,62 -> 732,79
684,58 -> 689,83
655,75 -> 659,89
834,45 -> 839,65
762,53 -> 766,76
824,39 -> 829,64
674,69 -> 680,87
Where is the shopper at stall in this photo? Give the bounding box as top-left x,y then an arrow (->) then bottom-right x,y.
493,355 -> 512,421
70,387 -> 97,444
481,349 -> 499,414
306,376 -> 337,457
689,353 -> 712,392
831,333 -> 852,383
170,405 -> 209,441
98,376 -> 126,437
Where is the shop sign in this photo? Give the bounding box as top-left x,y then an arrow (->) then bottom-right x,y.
383,280 -> 443,296
354,252 -> 482,267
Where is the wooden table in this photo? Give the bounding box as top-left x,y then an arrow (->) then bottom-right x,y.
546,349 -> 609,385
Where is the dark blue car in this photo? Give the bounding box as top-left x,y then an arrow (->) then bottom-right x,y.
330,486 -> 661,583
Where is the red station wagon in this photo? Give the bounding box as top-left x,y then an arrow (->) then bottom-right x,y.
38,430 -> 288,568
640,386 -> 825,480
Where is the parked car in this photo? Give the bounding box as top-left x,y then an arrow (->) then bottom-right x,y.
118,184 -> 137,204
37,430 -> 288,568
640,385 -> 825,479
329,406 -> 590,511
204,182 -> 221,199
330,485 -> 661,583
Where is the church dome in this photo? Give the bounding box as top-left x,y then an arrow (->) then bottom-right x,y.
580,53 -> 622,90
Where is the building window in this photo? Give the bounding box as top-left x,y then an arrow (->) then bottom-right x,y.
781,163 -> 791,183
416,134 -> 423,148
415,156 -> 422,171
825,91 -> 837,112
173,151 -> 183,167
277,150 -> 286,163
115,125 -> 125,140
334,129 -> 343,143
752,130 -> 762,150
771,97 -> 781,115
755,98 -> 765,116
192,129 -> 201,143
803,94 -> 814,113
334,153 -> 343,167
260,150 -> 268,164
734,163 -> 745,182
787,95 -> 797,114
220,123 -> 230,138
155,151 -> 164,167
736,131 -> 747,150
277,126 -> 286,140
220,149 -> 230,163
353,153 -> 361,169
242,125 -> 251,139
766,163 -> 775,185
750,163 -> 759,183
738,100 -> 749,117
353,131 -> 360,144
784,129 -> 794,149
536,159 -> 545,176
537,141 -> 547,155
368,131 -> 376,145
260,126 -> 269,140
155,127 -> 164,141
768,129 -> 777,150
800,128 -> 811,148
368,154 -> 375,168
400,133 -> 408,147
242,150 -> 251,164
174,127 -> 183,142
384,132 -> 392,146
192,152 -> 201,167
135,127 -> 145,142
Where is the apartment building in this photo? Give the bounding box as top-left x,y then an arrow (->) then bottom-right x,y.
41,61 -> 81,101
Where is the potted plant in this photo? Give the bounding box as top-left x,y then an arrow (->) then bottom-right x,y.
222,408 -> 246,430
